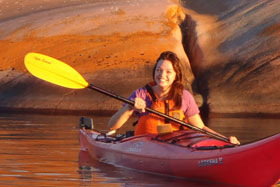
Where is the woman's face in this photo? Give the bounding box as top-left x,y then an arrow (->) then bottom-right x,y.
154,59 -> 176,90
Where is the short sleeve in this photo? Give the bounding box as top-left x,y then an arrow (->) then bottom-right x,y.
182,90 -> 200,117
127,87 -> 148,102
124,87 -> 152,117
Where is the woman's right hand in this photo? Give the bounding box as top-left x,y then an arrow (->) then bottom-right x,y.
229,136 -> 240,145
133,97 -> 146,113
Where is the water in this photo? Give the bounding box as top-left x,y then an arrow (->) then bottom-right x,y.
0,113 -> 279,186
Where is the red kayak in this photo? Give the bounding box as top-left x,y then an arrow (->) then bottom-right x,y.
79,119 -> 280,187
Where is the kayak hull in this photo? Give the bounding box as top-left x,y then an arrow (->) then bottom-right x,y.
79,129 -> 280,186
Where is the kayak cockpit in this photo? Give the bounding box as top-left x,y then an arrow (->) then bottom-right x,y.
80,116 -> 235,150
153,130 -> 235,150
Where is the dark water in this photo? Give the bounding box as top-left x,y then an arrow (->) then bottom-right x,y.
0,113 -> 279,187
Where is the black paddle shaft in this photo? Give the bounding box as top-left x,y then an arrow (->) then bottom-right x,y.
88,84 -> 230,143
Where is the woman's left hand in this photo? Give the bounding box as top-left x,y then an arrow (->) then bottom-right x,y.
229,136 -> 240,145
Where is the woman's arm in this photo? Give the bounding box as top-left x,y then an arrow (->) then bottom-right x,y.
187,114 -> 205,129
108,97 -> 146,130
108,105 -> 134,130
187,114 -> 240,145
187,114 -> 224,136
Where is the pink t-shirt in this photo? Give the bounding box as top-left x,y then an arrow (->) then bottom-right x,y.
127,87 -> 200,118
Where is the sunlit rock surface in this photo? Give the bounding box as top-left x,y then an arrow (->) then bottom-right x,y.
0,0 -> 193,114
0,0 -> 279,117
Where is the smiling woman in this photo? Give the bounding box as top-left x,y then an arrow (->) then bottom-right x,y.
108,51 -> 240,144
153,51 -> 182,105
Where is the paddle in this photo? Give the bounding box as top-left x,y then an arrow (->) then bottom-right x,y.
24,52 -> 231,143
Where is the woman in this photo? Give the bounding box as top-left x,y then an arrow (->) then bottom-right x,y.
108,51 -> 240,145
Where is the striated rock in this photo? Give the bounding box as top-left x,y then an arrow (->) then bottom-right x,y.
1,0 -> 279,117
179,0 -> 280,116
0,0 -> 197,115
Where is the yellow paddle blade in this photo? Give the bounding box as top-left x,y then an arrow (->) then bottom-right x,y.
24,53 -> 89,89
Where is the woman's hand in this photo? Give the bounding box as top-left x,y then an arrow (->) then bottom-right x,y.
133,97 -> 146,113
229,136 -> 240,145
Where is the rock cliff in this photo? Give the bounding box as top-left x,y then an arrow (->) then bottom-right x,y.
0,0 -> 279,117
180,0 -> 280,117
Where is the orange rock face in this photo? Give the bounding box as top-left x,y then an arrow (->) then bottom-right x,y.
1,0 -> 280,116
0,0 -> 194,114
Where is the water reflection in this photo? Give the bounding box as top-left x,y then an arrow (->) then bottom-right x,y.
0,113 -> 279,186
0,114 -> 83,186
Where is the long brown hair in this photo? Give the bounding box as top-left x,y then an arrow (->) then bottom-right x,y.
153,51 -> 184,109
